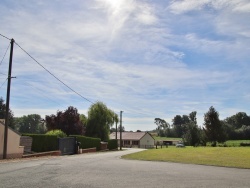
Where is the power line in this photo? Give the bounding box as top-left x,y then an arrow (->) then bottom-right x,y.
14,42 -> 94,104
0,33 -> 11,41
22,80 -> 65,108
0,78 -> 7,89
0,43 -> 10,66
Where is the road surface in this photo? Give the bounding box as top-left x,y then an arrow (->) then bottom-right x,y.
0,148 -> 250,188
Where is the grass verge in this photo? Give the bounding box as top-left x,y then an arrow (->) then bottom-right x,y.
122,147 -> 250,169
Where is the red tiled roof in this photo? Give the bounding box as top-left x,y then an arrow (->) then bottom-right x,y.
109,132 -> 153,140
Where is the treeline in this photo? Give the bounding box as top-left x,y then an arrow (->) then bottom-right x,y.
0,98 -> 118,141
155,106 -> 250,146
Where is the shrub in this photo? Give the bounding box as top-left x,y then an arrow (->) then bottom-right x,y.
46,129 -> 67,138
240,142 -> 250,147
108,139 -> 118,150
22,134 -> 58,152
70,135 -> 101,151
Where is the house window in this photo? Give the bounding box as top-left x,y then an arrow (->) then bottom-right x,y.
132,141 -> 139,145
124,140 -> 130,145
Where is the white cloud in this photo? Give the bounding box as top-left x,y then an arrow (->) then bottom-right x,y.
0,0 -> 249,131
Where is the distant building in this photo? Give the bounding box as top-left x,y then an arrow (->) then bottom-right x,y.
109,131 -> 155,148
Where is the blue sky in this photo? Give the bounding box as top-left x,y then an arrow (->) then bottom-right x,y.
0,0 -> 250,131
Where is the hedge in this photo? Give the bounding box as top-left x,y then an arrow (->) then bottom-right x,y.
108,139 -> 118,150
240,142 -> 250,147
22,134 -> 58,152
70,135 -> 101,151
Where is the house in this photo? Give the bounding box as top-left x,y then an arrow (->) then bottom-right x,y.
109,131 -> 155,148
0,119 -> 24,159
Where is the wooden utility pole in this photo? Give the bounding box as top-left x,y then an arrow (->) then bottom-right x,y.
119,111 -> 123,150
3,38 -> 14,159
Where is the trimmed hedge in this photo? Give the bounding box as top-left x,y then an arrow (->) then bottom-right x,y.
22,134 -> 58,152
108,139 -> 118,150
70,135 -> 101,151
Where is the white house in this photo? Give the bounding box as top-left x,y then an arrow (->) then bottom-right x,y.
109,132 -> 155,148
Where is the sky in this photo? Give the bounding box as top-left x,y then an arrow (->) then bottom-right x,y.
0,0 -> 250,131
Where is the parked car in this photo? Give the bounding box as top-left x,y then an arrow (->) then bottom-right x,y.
176,143 -> 185,148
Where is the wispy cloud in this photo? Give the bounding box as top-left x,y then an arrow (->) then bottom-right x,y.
0,0 -> 249,130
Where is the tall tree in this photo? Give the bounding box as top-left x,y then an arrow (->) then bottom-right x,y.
224,112 -> 250,129
154,118 -> 169,137
183,111 -> 200,146
85,102 -> 114,141
203,106 -> 226,146
46,106 -> 84,136
189,111 -> 197,124
0,97 -> 15,129
16,114 -> 45,134
172,115 -> 190,137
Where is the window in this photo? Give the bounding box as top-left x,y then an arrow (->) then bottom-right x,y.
132,141 -> 139,145
124,140 -> 130,145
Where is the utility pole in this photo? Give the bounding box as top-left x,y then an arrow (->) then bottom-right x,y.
3,38 -> 14,159
119,111 -> 123,150
115,120 -> 117,140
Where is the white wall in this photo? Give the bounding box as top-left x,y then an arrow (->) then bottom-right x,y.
139,133 -> 155,148
0,121 -> 24,159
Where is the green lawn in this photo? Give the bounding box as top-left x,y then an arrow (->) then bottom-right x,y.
122,147 -> 250,169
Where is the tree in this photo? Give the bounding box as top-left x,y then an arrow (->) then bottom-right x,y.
224,112 -> 250,129
182,111 -> 200,146
16,114 -> 45,134
203,106 -> 226,146
172,115 -> 190,137
0,97 -> 15,129
154,118 -> 169,137
85,102 -> 114,141
45,106 -> 84,136
189,111 -> 197,124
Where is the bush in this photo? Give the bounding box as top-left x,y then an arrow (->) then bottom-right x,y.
22,134 -> 58,152
108,139 -> 118,150
240,142 -> 250,147
46,129 -> 67,138
70,135 -> 101,151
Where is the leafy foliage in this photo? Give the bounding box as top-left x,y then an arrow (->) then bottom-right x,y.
204,106 -> 226,146
46,129 -> 67,138
45,106 -> 84,136
15,114 -> 46,134
154,118 -> 169,137
108,139 -> 118,150
0,97 -> 15,129
71,135 -> 101,151
85,102 -> 115,141
22,133 -> 58,152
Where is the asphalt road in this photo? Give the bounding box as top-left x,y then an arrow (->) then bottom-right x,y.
0,148 -> 250,188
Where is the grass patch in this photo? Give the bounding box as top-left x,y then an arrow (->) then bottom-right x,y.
122,147 -> 250,169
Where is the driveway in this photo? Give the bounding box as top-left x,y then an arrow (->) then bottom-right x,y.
0,148 -> 250,188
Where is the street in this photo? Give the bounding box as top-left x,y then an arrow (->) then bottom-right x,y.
0,148 -> 250,188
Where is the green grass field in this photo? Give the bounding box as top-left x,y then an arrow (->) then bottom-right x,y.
122,147 -> 250,169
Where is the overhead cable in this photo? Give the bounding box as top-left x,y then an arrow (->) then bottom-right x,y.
0,43 -> 10,66
0,33 -> 11,41
15,42 -> 94,104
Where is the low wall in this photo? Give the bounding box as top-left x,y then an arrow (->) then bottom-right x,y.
22,150 -> 61,158
80,148 -> 96,154
20,136 -> 33,154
